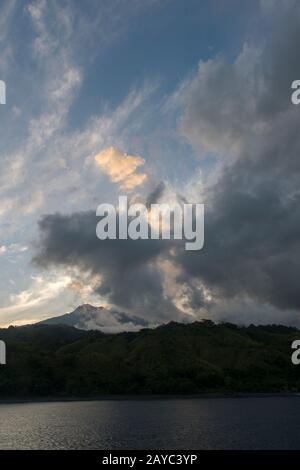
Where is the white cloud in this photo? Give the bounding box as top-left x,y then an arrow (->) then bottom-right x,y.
0,272 -> 72,325
95,146 -> 147,191
0,244 -> 28,256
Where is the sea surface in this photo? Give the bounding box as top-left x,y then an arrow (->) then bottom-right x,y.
0,397 -> 299,449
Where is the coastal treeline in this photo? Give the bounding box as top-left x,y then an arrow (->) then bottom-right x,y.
0,321 -> 299,397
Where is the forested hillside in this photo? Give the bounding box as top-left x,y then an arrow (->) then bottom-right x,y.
0,321 -> 299,397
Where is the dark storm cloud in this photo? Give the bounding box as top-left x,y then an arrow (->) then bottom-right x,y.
258,0 -> 300,118
34,210 -> 182,322
145,181 -> 166,208
176,0 -> 300,313
177,173 -> 300,311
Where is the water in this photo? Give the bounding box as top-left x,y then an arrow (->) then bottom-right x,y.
0,397 -> 299,449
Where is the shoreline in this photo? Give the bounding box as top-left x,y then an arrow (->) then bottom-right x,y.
0,392 -> 299,405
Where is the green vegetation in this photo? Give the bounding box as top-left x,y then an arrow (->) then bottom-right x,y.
0,320 -> 299,397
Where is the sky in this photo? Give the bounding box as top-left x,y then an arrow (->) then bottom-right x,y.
0,0 -> 300,330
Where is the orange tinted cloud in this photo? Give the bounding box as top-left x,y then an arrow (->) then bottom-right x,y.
95,146 -> 147,191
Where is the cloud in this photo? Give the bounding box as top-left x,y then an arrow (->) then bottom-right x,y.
171,0 -> 300,320
0,244 -> 28,256
33,207 -> 186,323
177,47 -> 262,157
145,181 -> 166,207
61,305 -> 150,333
171,1 -> 300,165
0,272 -> 73,325
95,146 -> 147,191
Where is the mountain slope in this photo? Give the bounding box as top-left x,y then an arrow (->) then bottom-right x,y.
0,320 -> 299,397
39,304 -> 149,332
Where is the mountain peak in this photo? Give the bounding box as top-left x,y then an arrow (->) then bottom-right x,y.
39,304 -> 149,333
73,304 -> 104,312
